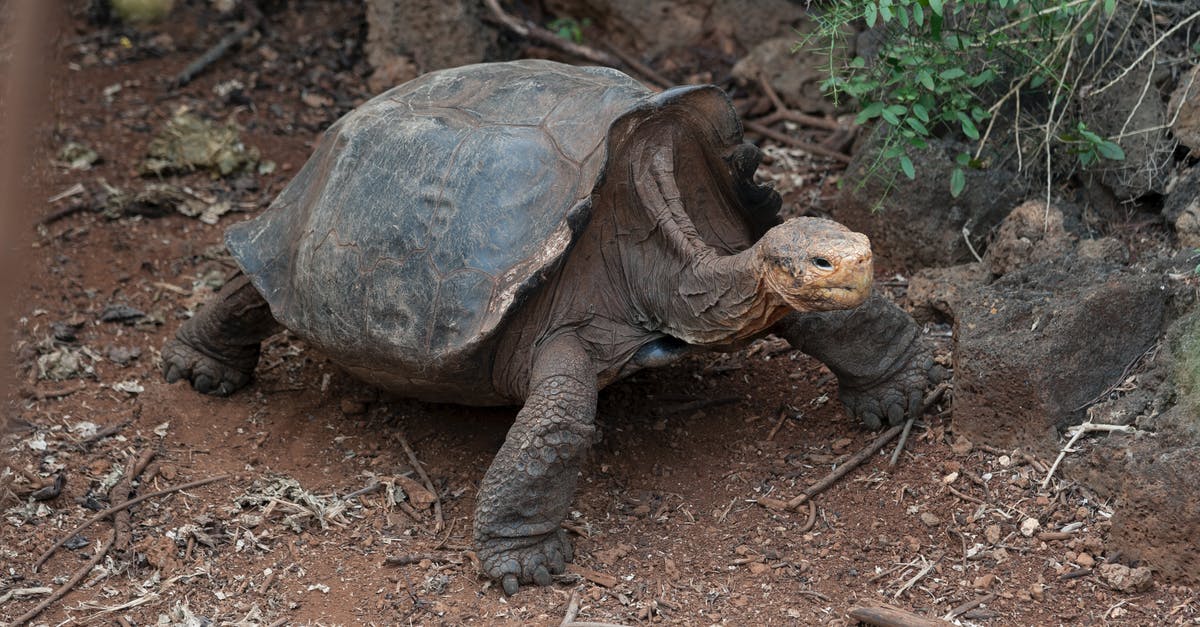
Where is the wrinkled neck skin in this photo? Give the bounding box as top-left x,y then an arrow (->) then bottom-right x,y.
623,137 -> 790,346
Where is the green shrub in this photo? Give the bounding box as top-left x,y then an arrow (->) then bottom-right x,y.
802,0 -> 1129,197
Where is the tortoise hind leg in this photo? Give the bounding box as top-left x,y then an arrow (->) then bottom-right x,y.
162,273 -> 280,396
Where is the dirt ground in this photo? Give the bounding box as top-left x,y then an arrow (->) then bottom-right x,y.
3,2 -> 1199,626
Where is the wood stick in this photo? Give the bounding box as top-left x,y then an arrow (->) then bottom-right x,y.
743,120 -> 853,163
397,433 -> 444,533
848,604 -> 952,627
945,593 -> 996,620
786,384 -> 951,510
10,530 -> 117,626
786,424 -> 904,509
560,587 -> 583,626
483,0 -> 619,67
172,11 -> 260,88
34,474 -> 229,572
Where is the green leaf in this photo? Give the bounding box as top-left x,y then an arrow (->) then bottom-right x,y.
899,155 -> 916,180
950,168 -> 966,197
955,152 -> 971,166
911,103 -> 930,122
850,56 -> 867,69
917,69 -> 935,90
879,2 -> 893,22
856,101 -> 886,124
957,112 -> 979,140
881,108 -> 901,125
865,2 -> 878,27
913,3 -> 924,26
1030,74 -> 1047,88
1103,0 -> 1116,15
940,67 -> 966,80
929,0 -> 944,16
1097,140 -> 1126,161
906,116 -> 928,135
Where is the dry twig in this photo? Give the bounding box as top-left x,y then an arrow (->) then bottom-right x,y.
848,604 -> 951,627
1040,421 -> 1136,489
35,474 -> 229,571
172,6 -> 262,88
11,531 -> 117,626
397,432 -> 444,533
483,0 -> 619,67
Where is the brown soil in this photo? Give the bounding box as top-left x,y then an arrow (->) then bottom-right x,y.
3,2 -> 1197,625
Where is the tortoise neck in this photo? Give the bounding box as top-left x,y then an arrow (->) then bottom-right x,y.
642,244 -> 791,345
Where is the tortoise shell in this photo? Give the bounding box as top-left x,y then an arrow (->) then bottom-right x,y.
225,60 -> 741,387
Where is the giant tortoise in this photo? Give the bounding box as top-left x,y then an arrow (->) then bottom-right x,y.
163,59 -> 940,594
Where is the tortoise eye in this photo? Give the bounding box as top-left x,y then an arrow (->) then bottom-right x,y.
811,257 -> 834,271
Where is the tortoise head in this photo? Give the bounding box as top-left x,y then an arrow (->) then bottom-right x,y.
756,217 -> 873,312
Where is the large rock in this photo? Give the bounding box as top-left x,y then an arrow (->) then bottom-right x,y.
364,0 -> 496,77
545,0 -> 805,59
831,133 -> 1026,270
1164,164 -> 1200,248
732,34 -> 847,114
1067,309 -> 1200,584
951,257 -> 1169,455
1169,64 -> 1200,154
951,260 -> 1170,454
1081,57 -> 1172,200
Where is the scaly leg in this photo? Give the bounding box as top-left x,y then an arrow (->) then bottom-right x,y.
777,290 -> 945,429
161,273 -> 280,396
474,334 -> 597,595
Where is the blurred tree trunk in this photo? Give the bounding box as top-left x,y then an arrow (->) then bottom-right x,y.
363,0 -> 497,91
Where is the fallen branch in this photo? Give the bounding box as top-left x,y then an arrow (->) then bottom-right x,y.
849,604 -> 952,627
172,6 -> 262,88
890,383 -> 949,467
561,587 -> 583,626
945,593 -> 997,620
11,531 -> 117,626
21,381 -> 87,400
1040,421 -> 1136,489
397,433 -> 444,533
483,0 -> 619,67
771,385 -> 951,511
35,474 -> 229,572
743,120 -> 852,163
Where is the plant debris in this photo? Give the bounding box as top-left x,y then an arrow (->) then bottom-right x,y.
140,110 -> 259,177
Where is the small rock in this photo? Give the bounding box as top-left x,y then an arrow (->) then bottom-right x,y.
973,573 -> 996,589
99,303 -> 146,324
747,561 -> 771,575
106,345 -> 142,366
950,436 -> 973,456
1076,552 -> 1095,568
1169,64 -> 1200,153
1028,582 -> 1045,601
1098,563 -> 1153,593
919,512 -> 940,527
339,399 -> 367,416
984,524 -> 1002,545
1020,518 -> 1040,537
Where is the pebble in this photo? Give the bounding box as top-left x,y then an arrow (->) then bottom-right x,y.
1020,518 -> 1040,537
920,512 -> 940,527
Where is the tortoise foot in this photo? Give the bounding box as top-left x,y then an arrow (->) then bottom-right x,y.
479,529 -> 574,595
161,336 -> 256,397
840,347 -> 947,429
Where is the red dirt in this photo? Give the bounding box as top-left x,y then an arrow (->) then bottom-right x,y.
2,2 -> 1196,625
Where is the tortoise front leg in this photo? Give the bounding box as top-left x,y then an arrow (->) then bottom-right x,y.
474,334 -> 597,595
776,290 -> 945,429
162,273 -> 280,396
